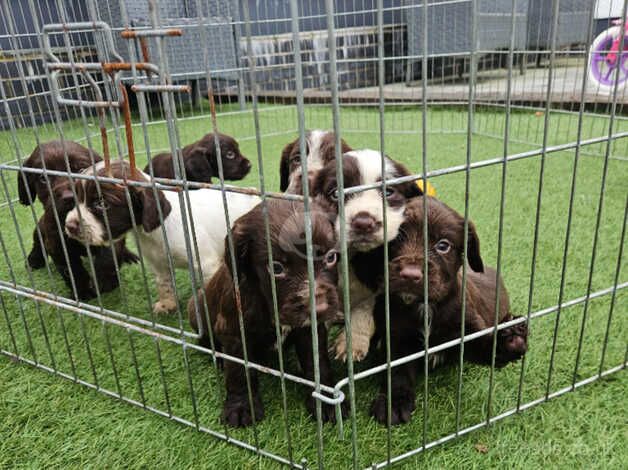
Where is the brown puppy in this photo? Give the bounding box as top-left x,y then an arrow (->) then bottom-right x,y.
36,179 -> 138,300
188,199 -> 342,427
144,132 -> 251,183
18,140 -> 102,268
18,140 -> 102,207
369,197 -> 528,424
279,130 -> 352,193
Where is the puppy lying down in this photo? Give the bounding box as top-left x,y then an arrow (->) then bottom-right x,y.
369,197 -> 528,424
188,199 -> 343,427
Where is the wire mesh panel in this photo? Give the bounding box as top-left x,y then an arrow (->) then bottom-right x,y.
0,0 -> 626,468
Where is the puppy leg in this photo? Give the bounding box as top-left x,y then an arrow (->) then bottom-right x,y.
153,271 -> 178,314
27,227 -> 46,270
370,331 -> 419,425
293,324 -> 347,423
333,299 -> 375,362
117,238 -> 139,265
92,246 -> 120,294
50,242 -> 95,301
221,337 -> 264,427
494,314 -> 528,367
464,313 -> 528,367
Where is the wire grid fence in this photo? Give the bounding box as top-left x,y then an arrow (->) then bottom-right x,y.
0,0 -> 626,468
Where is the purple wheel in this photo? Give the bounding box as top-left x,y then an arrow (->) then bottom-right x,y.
590,28 -> 628,88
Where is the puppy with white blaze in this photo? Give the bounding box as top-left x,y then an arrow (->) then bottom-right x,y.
311,149 -> 422,361
280,130 -> 352,194
65,161 -> 260,313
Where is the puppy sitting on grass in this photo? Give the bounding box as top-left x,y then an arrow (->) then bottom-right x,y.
188,199 -> 342,427
369,197 -> 528,425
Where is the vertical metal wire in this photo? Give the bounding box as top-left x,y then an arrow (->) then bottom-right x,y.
323,0 -> 359,467
485,0 -> 517,423
237,0 -> 297,461
547,2 -> 597,392
376,0 -> 392,463
568,0 -> 628,391
598,197 -> 627,375
456,0 -> 479,433
420,0 -> 430,450
519,0 -> 560,401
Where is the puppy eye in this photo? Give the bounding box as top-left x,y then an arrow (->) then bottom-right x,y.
435,239 -> 451,254
324,250 -> 339,267
328,186 -> 339,201
39,175 -> 47,183
272,261 -> 285,277
225,151 -> 235,160
384,187 -> 395,198
291,154 -> 301,165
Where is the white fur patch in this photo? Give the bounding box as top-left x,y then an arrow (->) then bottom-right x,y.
339,149 -> 405,251
65,202 -> 106,245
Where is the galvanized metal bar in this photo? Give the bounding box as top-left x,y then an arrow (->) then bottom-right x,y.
376,0 -> 393,462
598,196 -> 627,375
420,0 -> 430,450
567,0 -> 628,392
455,0 -> 479,434
548,2 -> 598,397
323,1 -> 360,465
0,349 -> 305,469
368,361 -> 627,469
484,0 -> 516,424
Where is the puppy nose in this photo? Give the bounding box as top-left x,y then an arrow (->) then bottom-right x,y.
66,218 -> 80,236
242,159 -> 251,171
400,266 -> 422,283
351,212 -> 379,233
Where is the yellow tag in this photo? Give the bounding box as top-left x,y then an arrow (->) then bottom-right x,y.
416,179 -> 437,197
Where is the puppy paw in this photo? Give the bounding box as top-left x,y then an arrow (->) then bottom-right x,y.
495,317 -> 528,367
305,395 -> 348,424
27,251 -> 46,270
370,390 -> 416,425
221,394 -> 264,427
153,298 -> 177,314
120,248 -> 140,265
332,331 -> 370,362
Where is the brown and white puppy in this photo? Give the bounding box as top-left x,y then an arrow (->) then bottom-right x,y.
188,199 -> 342,427
369,197 -> 528,425
280,130 -> 352,193
65,161 -> 260,314
17,140 -> 102,268
34,179 -> 138,300
311,149 -> 423,362
144,132 -> 251,183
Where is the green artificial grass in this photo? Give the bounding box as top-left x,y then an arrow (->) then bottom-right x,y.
0,104 -> 626,468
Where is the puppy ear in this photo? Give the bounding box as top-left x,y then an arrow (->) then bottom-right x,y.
17,171 -> 37,205
391,160 -> 423,199
225,218 -> 254,282
279,141 -> 295,191
138,187 -> 172,232
466,220 -> 484,273
340,139 -> 352,154
183,151 -> 213,183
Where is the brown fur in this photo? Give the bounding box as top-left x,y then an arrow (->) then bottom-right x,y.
279,131 -> 352,193
33,178 -> 138,300
144,132 -> 250,183
188,199 -> 345,427
369,197 -> 528,424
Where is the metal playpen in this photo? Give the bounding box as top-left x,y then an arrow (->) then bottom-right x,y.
0,0 -> 626,467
